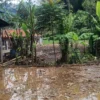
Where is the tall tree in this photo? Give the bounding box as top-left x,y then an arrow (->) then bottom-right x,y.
63,0 -> 84,12
82,0 -> 97,15
17,1 -> 29,20
36,0 -> 65,63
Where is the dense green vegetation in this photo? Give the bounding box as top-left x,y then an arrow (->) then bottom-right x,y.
0,0 -> 100,64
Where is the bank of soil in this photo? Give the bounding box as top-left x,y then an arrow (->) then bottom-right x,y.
0,65 -> 100,100
36,44 -> 88,64
36,44 -> 61,64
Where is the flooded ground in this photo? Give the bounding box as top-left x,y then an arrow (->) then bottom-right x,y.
0,65 -> 100,100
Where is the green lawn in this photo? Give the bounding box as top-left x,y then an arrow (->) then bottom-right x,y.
43,39 -> 89,45
43,39 -> 59,45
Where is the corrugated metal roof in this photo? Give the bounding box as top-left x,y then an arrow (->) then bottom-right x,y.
0,19 -> 9,28
2,29 -> 26,38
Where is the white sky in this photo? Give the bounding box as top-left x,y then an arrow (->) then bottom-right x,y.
10,0 -> 40,5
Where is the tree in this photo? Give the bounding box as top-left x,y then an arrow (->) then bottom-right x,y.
88,1 -> 100,57
36,0 -> 65,63
0,0 -> 17,23
82,0 -> 97,15
12,0 -> 37,64
58,13 -> 76,63
17,0 -> 30,20
62,0 -> 84,12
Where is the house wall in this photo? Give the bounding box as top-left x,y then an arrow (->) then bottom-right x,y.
2,38 -> 11,54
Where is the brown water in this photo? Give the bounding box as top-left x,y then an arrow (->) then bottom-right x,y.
0,65 -> 100,100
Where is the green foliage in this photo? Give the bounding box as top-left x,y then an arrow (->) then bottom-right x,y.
63,13 -> 75,33
82,0 -> 96,15
21,23 -> 30,37
3,0 -> 100,64
81,54 -> 95,63
36,1 -> 65,30
69,48 -> 81,64
65,32 -> 79,42
17,1 -> 30,20
62,0 -> 84,12
79,33 -> 94,40
70,0 -> 84,12
96,1 -> 100,19
74,10 -> 89,31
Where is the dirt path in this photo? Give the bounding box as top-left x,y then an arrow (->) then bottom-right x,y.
0,65 -> 100,100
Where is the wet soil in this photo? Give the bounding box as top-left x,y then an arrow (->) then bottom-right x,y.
36,44 -> 61,64
0,65 -> 100,100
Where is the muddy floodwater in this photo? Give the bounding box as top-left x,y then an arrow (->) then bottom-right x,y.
0,65 -> 100,100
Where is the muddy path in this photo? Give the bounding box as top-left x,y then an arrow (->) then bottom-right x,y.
0,65 -> 100,100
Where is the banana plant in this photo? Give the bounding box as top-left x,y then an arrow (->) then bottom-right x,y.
21,23 -> 30,57
12,0 -> 37,64
65,32 -> 82,63
55,13 -> 76,63
79,33 -> 94,40
89,1 -> 100,57
79,33 -> 94,53
92,1 -> 100,35
65,32 -> 79,43
11,30 -> 25,62
63,13 -> 75,34
96,1 -> 100,19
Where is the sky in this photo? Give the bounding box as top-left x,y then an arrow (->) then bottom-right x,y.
10,0 -> 40,5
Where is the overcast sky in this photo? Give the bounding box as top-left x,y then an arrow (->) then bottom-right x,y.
11,0 -> 40,5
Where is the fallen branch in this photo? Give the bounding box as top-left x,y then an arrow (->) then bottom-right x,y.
2,56 -> 21,67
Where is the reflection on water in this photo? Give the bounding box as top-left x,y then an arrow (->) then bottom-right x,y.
1,66 -> 100,100
36,69 -> 54,100
4,68 -> 33,100
3,68 -> 57,100
81,93 -> 99,100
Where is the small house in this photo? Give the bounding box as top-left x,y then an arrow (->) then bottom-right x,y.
0,28 -> 42,62
0,29 -> 26,62
0,19 -> 9,62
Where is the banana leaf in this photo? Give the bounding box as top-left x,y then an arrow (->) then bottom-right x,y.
96,1 -> 100,19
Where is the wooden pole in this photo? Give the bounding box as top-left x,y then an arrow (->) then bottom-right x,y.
0,29 -> 3,63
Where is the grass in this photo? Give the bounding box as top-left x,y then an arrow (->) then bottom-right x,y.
43,38 -> 89,45
43,39 -> 59,45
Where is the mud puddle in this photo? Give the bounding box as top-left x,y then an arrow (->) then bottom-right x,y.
0,65 -> 100,100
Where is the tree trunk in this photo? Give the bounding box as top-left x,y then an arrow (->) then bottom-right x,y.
33,34 -> 37,63
60,38 -> 69,63
30,34 -> 34,65
53,37 -> 56,63
51,24 -> 56,64
84,39 -> 86,54
26,38 -> 29,57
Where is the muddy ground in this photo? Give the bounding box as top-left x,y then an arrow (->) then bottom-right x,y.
36,44 -> 88,64
36,44 -> 61,64
0,64 -> 100,100
0,45 -> 100,100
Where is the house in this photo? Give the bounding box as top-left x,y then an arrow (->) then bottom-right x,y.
0,29 -> 26,61
0,28 -> 43,62
1,29 -> 26,54
0,19 -> 9,62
